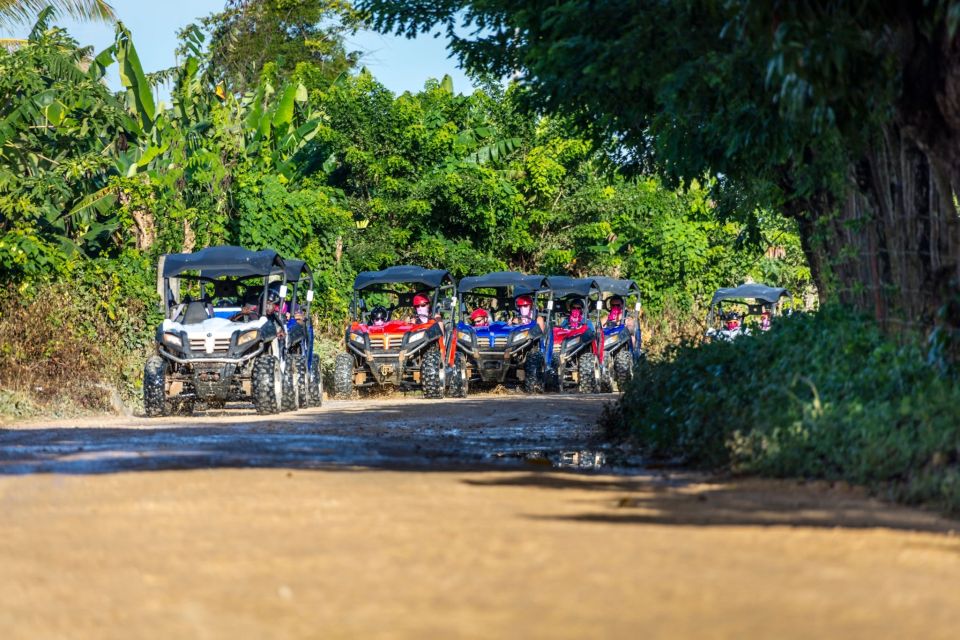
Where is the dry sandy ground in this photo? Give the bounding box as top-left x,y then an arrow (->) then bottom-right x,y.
1,396 -> 959,639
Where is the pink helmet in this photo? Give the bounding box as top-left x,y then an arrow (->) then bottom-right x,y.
412,293 -> 430,307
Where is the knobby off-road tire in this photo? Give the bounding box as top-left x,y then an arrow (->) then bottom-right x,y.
448,352 -> 468,398
252,354 -> 282,415
614,349 -> 634,390
292,354 -> 309,408
281,356 -> 299,412
599,357 -> 614,393
333,353 -> 354,399
578,352 -> 600,394
545,366 -> 561,393
523,350 -> 546,394
421,347 -> 445,399
143,355 -> 168,417
308,358 -> 323,407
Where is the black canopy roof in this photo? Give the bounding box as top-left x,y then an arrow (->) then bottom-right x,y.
591,276 -> 641,298
283,259 -> 313,284
710,284 -> 788,305
162,246 -> 285,279
353,265 -> 454,291
458,272 -> 548,295
545,276 -> 599,299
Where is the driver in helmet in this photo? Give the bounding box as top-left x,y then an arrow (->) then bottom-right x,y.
510,294 -> 545,331
370,305 -> 388,327
470,308 -> 490,327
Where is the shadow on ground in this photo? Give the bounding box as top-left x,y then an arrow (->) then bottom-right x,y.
463,473 -> 959,534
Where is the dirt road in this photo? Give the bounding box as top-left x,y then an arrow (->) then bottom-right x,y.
2,394 -> 959,639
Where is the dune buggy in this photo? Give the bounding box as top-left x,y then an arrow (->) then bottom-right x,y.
591,276 -> 644,391
454,272 -> 548,395
333,266 -> 456,399
143,246 -> 294,416
279,258 -> 323,409
543,276 -> 603,394
705,283 -> 790,342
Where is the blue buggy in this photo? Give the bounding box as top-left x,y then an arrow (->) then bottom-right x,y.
280,259 -> 323,408
591,276 -> 643,391
453,272 -> 549,395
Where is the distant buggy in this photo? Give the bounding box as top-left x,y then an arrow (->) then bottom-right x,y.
543,277 -> 603,394
590,276 -> 644,391
143,246 -> 294,416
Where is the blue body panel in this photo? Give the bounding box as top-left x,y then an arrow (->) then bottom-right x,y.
458,319 -> 538,345
287,316 -> 316,366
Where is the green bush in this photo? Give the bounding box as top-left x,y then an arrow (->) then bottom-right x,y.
606,307 -> 960,513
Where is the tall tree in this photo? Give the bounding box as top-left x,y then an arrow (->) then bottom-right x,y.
360,0 -> 960,328
202,0 -> 362,94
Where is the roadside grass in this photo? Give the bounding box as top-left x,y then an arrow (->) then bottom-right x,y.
0,281 -> 153,421
605,306 -> 960,514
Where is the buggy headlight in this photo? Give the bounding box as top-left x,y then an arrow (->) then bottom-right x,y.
407,331 -> 425,344
350,332 -> 365,345
457,331 -> 472,343
605,333 -> 619,344
237,329 -> 259,346
511,331 -> 529,343
163,332 -> 182,348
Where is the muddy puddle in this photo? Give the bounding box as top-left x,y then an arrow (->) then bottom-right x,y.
0,394 -> 627,475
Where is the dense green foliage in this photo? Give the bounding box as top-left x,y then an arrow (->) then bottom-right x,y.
0,10 -> 808,417
608,309 -> 960,513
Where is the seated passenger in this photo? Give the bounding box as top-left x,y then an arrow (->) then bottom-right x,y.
370,305 -> 388,327
563,300 -> 591,330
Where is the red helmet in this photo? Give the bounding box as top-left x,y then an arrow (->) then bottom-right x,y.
412,293 -> 430,307
515,295 -> 533,307
470,308 -> 489,322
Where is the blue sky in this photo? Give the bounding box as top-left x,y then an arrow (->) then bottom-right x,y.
2,1 -> 476,98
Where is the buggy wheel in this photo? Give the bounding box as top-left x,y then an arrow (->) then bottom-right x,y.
600,360 -> 614,393
448,352 -> 468,398
252,354 -> 282,415
523,350 -> 545,394
614,349 -> 634,390
545,366 -> 561,392
578,352 -> 600,394
293,354 -> 309,408
143,355 -> 168,417
308,358 -> 323,407
421,347 -> 445,399
333,352 -> 354,399
281,356 -> 299,412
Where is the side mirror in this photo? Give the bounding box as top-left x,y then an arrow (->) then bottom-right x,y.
278,285 -> 288,299
635,302 -> 642,312
547,299 -> 555,311
306,290 -> 314,303
595,299 -> 603,311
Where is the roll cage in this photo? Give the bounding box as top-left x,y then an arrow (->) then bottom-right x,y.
350,265 -> 456,323
160,246 -> 287,320
457,271 -> 548,324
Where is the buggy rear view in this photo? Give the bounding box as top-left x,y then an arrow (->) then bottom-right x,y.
543,276 -> 603,393
454,272 -> 548,395
143,246 -> 293,416
333,266 -> 456,399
